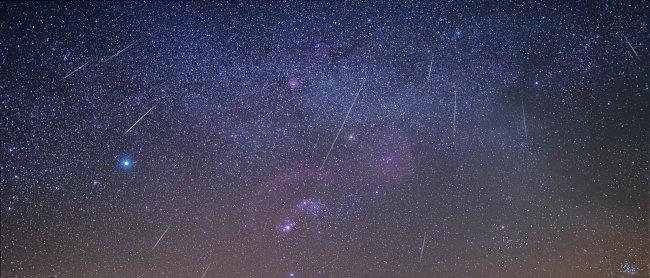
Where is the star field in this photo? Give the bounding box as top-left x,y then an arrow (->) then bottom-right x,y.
1,1 -> 648,277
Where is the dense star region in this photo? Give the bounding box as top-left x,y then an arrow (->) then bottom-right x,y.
1,1 -> 648,277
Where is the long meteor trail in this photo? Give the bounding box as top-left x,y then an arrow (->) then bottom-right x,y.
621,33 -> 640,61
151,226 -> 169,251
321,79 -> 366,168
103,39 -> 141,63
126,105 -> 156,134
62,61 -> 89,80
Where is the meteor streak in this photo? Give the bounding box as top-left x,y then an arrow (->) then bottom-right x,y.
427,56 -> 434,81
522,99 -> 527,138
151,226 -> 169,251
419,231 -> 427,263
125,105 -> 156,134
62,61 -> 89,80
103,39 -> 141,63
453,91 -> 457,137
200,264 -> 211,278
321,79 -> 366,168
621,33 -> 641,61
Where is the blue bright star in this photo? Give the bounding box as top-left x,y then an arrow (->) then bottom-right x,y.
119,157 -> 133,169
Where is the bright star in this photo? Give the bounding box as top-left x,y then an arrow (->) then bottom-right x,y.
119,157 -> 133,169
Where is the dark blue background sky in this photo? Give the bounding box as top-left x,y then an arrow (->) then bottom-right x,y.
1,1 -> 647,277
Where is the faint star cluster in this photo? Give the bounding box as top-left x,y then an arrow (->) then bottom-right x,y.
621,262 -> 639,276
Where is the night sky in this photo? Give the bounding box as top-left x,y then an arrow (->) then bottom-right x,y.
1,1 -> 648,277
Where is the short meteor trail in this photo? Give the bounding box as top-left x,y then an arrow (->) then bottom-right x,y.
125,105 -> 156,134
103,39 -> 141,63
321,79 -> 366,168
62,61 -> 89,80
452,91 -> 457,137
427,56 -> 434,81
621,33 -> 640,61
151,226 -> 169,251
522,99 -> 527,138
200,264 -> 211,278
419,232 -> 427,263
